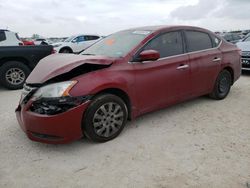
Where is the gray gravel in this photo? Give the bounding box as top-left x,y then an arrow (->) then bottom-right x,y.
0,74 -> 249,188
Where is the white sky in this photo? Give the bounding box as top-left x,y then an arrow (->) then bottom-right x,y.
0,0 -> 250,37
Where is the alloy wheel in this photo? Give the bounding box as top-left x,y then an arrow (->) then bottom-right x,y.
5,68 -> 25,85
92,102 -> 124,138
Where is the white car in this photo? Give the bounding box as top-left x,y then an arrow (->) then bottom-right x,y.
53,34 -> 101,53
0,29 -> 23,46
236,35 -> 250,70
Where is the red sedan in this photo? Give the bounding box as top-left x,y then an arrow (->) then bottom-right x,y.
16,26 -> 241,144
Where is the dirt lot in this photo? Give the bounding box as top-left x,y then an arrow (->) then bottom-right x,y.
0,74 -> 249,188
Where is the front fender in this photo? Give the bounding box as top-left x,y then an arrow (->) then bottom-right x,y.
69,68 -> 135,100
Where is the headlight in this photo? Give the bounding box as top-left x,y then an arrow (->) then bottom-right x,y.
33,81 -> 77,100
53,44 -> 62,48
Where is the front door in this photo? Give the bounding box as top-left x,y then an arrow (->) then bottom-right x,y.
132,31 -> 191,114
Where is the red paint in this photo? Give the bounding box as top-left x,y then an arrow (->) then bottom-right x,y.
16,26 -> 241,144
22,40 -> 35,46
139,50 -> 160,61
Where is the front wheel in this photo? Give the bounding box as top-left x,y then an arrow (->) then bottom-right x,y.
82,94 -> 128,142
209,70 -> 232,100
60,48 -> 72,53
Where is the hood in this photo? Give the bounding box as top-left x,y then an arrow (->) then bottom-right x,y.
52,42 -> 63,47
236,41 -> 250,52
26,54 -> 115,84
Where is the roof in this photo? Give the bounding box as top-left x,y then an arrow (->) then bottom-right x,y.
127,25 -> 210,33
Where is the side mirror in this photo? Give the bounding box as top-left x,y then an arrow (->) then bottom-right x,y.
139,50 -> 160,62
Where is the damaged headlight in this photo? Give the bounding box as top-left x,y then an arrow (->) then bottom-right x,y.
33,81 -> 77,100
30,81 -> 91,115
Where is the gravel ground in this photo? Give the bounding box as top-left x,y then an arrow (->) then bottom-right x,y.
0,74 -> 249,188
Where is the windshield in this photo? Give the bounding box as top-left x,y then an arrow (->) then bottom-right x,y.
81,30 -> 151,58
64,36 -> 75,42
244,36 -> 250,42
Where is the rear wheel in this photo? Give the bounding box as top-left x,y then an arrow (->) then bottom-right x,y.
82,94 -> 128,142
0,61 -> 30,90
209,70 -> 232,100
59,48 -> 72,53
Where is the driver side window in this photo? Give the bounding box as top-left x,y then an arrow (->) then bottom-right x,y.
143,31 -> 184,58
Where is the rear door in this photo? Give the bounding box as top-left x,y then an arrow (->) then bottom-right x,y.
184,30 -> 222,96
132,31 -> 191,114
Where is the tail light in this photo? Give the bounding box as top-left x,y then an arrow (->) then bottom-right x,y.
52,49 -> 56,54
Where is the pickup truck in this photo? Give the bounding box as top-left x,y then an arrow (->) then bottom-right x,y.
0,45 -> 53,89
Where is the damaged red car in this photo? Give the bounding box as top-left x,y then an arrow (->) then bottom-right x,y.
16,26 -> 241,144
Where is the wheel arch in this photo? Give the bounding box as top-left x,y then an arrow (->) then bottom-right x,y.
94,88 -> 132,120
0,57 -> 31,70
59,46 -> 73,53
223,66 -> 234,85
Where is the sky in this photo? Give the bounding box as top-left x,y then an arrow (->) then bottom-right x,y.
0,0 -> 250,37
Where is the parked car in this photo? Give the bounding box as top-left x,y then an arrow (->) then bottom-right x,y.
0,29 -> 23,46
22,39 -> 35,46
34,38 -> 52,45
0,45 -> 54,89
242,33 -> 250,42
220,33 -> 242,44
236,35 -> 250,70
16,25 -> 241,144
53,34 -> 101,53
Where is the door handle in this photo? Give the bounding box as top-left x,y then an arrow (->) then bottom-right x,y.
177,64 -> 189,70
213,57 -> 221,62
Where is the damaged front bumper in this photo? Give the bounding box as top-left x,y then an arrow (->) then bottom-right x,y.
16,83 -> 92,144
16,99 -> 91,144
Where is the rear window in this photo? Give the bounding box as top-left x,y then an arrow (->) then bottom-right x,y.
223,34 -> 233,41
232,34 -> 241,40
0,31 -> 6,42
185,31 -> 212,52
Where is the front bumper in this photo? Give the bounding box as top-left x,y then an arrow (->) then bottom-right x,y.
241,55 -> 250,70
16,100 -> 90,144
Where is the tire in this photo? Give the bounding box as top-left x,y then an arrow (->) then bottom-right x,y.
59,48 -> 72,53
209,70 -> 232,100
82,94 -> 128,142
0,61 -> 31,90
41,42 -> 48,45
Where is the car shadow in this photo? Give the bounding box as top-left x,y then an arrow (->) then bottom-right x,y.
0,85 -> 22,92
0,85 -> 6,91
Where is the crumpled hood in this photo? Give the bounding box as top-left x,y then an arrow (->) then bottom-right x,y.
26,54 -> 115,84
236,41 -> 250,52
